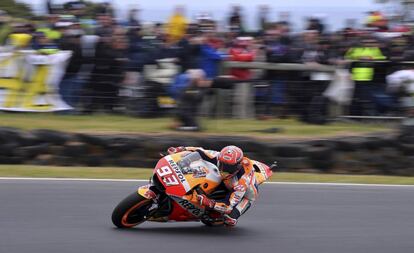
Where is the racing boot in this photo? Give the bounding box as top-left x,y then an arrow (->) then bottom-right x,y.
223,214 -> 238,226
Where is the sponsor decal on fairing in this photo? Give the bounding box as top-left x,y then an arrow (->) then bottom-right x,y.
165,156 -> 191,192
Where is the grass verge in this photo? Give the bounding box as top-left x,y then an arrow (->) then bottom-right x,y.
1,165 -> 413,185
0,113 -> 392,138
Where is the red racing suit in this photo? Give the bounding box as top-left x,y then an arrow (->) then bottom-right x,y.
185,147 -> 258,220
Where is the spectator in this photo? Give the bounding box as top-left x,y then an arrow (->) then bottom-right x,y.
128,8 -> 141,29
59,23 -> 85,109
166,6 -> 188,43
199,32 -> 226,80
228,5 -> 244,34
128,23 -> 146,72
177,26 -> 202,73
63,1 -> 87,19
387,67 -> 414,117
32,31 -> 59,53
366,11 -> 388,32
0,10 -> 11,45
45,0 -> 53,15
388,36 -> 409,62
36,15 -> 62,43
300,31 -> 333,123
197,12 -> 216,34
261,22 -> 294,119
258,5 -> 270,35
170,69 -> 211,131
229,37 -> 256,118
95,13 -> 114,38
7,23 -> 33,49
229,37 -> 255,80
83,27 -> 129,112
346,36 -> 387,116
306,17 -> 325,34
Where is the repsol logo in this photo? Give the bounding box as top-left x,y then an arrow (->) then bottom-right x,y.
168,159 -> 187,184
178,199 -> 202,217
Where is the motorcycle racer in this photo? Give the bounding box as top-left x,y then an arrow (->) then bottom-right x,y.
167,145 -> 258,226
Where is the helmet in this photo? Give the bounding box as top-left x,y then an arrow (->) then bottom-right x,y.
217,146 -> 244,177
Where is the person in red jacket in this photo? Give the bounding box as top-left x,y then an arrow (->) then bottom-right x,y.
229,37 -> 256,118
229,37 -> 255,80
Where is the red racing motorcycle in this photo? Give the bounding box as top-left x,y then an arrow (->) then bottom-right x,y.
112,151 -> 272,228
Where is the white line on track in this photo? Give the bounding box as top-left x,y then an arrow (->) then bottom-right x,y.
1,177 -> 414,188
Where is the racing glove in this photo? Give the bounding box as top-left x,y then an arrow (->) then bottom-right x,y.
167,146 -> 186,154
196,194 -> 216,209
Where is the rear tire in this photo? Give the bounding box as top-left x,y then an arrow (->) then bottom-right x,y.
111,192 -> 152,228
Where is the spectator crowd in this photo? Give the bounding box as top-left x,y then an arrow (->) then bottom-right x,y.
1,2 -> 414,130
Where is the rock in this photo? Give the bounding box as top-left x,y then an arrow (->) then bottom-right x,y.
51,156 -> 74,166
398,142 -> 414,156
309,158 -> 335,172
18,132 -> 40,146
305,140 -> 334,160
0,127 -> 24,144
83,155 -> 103,167
0,142 -> 20,156
116,159 -> 144,168
48,145 -> 65,156
0,128 -> 412,176
62,142 -> 88,157
332,137 -> 367,152
14,144 -> 50,159
272,144 -> 306,158
362,136 -> 386,151
31,129 -> 71,145
273,157 -> 310,172
75,134 -> 107,147
32,154 -> 54,166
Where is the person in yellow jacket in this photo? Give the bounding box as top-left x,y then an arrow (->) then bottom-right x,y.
166,6 -> 188,43
345,38 -> 386,82
7,23 -> 33,49
345,37 -> 387,115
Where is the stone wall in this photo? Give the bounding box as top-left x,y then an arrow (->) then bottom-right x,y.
1,127 -> 414,176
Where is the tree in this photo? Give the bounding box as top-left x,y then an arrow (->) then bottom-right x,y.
0,0 -> 33,18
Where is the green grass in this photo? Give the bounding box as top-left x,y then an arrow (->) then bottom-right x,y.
0,113 -> 392,138
1,165 -> 413,185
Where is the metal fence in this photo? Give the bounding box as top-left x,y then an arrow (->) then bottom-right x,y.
0,51 -> 411,123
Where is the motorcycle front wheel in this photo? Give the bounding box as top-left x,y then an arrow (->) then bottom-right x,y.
111,192 -> 152,228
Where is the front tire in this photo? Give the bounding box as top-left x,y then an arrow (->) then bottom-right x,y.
112,192 -> 152,228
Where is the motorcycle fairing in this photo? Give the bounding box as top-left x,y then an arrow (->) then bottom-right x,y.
137,184 -> 153,199
153,153 -> 222,197
252,161 -> 273,185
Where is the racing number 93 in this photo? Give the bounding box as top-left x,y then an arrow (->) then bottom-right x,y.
157,166 -> 179,186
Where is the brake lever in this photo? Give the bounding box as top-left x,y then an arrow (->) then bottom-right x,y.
270,161 -> 278,171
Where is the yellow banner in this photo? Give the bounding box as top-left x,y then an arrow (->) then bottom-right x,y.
0,51 -> 72,112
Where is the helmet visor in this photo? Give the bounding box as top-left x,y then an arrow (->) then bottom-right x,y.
218,162 -> 241,176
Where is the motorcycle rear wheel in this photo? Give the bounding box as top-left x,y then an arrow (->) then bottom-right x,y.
112,193 -> 152,228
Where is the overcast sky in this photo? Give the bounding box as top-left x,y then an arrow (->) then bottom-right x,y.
22,0 -> 376,8
20,0 -> 385,30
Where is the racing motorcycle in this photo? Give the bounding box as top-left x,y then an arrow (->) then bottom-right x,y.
111,151 -> 273,228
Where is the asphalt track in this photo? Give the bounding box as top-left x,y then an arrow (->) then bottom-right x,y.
1,179 -> 414,253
